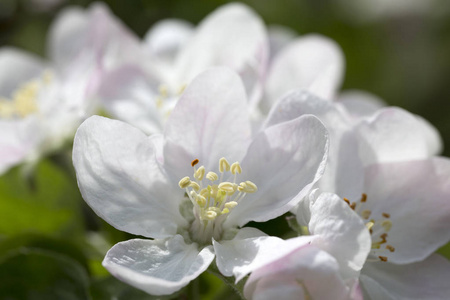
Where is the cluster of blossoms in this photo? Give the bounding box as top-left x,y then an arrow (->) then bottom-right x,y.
3,2 -> 450,299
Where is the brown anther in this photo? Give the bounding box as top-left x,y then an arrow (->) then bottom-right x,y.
350,202 -> 356,210
361,193 -> 367,202
380,233 -> 388,243
386,245 -> 395,252
382,212 -> 391,218
379,256 -> 388,262
343,198 -> 350,205
191,159 -> 199,167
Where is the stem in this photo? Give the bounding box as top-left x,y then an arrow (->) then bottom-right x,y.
207,263 -> 246,300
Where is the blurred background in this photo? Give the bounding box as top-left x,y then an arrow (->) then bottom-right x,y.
2,0 -> 450,154
0,0 -> 450,299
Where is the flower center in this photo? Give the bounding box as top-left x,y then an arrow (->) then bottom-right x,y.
344,194 -> 395,262
0,71 -> 52,120
178,157 -> 257,245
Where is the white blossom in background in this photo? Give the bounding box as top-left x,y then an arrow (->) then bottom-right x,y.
258,89 -> 450,299
96,2 -> 268,134
73,68 -> 329,295
0,3 -> 141,175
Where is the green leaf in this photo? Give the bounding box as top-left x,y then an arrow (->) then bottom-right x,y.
0,248 -> 91,300
0,233 -> 90,272
0,159 -> 84,236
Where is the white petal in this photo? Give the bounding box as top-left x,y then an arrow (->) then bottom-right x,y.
175,3 -> 267,105
361,254 -> 450,300
244,245 -> 357,300
96,65 -> 164,134
356,107 -> 439,165
263,34 -> 344,111
337,89 -> 386,119
103,235 -> 215,296
163,67 -> 251,180
214,233 -> 315,282
0,118 -> 41,174
0,47 -> 46,96
264,89 -> 366,200
362,158 -> 450,263
47,5 -> 90,68
308,193 -> 371,278
143,19 -> 194,64
225,114 -> 328,227
73,116 -> 187,238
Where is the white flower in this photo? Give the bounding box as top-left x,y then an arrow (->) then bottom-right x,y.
243,192 -> 368,300
0,3 -> 140,174
73,68 -> 329,295
95,3 -> 268,134
259,89 -> 450,299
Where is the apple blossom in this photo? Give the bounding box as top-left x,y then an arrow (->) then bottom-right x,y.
96,2 -> 268,134
73,68 -> 329,295
260,89 -> 450,299
0,3 -> 141,175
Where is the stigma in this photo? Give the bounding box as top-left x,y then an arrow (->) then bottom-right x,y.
178,157 -> 257,244
344,194 -> 395,262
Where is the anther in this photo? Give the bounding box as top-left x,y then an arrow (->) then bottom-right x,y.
191,159 -> 199,167
225,201 -> 238,209
386,245 -> 395,252
382,212 -> 390,218
218,182 -> 236,193
361,210 -> 371,219
231,162 -> 242,174
238,181 -> 257,193
378,256 -> 388,262
206,172 -> 218,181
179,177 -> 191,188
194,166 -> 205,180
189,182 -> 200,191
366,221 -> 374,231
219,157 -> 230,173
350,202 -> 356,210
343,198 -> 350,205
196,195 -> 206,207
361,193 -> 367,202
381,220 -> 392,232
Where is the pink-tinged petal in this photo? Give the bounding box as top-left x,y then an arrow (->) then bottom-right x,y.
361,254 -> 450,300
263,34 -> 344,111
244,245 -> 357,300
143,19 -> 194,63
175,3 -> 267,106
356,107 -> 439,165
163,67 -> 251,180
307,193 -> 371,279
214,233 -> 315,282
49,3 -> 142,73
225,114 -> 328,227
363,158 -> 450,263
414,114 -> 443,156
0,47 -> 46,95
96,65 -> 164,134
337,90 -> 386,119
73,116 -> 187,239
103,235 -> 215,296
